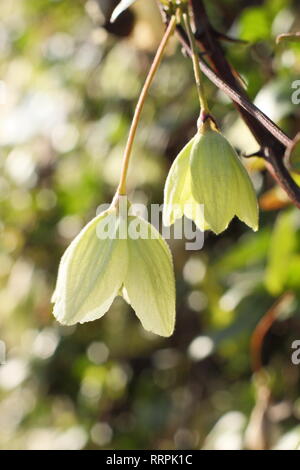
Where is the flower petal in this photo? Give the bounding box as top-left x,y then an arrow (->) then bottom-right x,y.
233,157 -> 259,231
53,209 -> 128,325
191,129 -> 258,234
183,195 -> 208,232
191,131 -> 239,234
163,137 -> 195,226
124,216 -> 176,337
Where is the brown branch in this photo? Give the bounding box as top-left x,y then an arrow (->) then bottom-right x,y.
189,0 -> 290,147
176,24 -> 291,148
250,292 -> 294,374
157,1 -> 300,208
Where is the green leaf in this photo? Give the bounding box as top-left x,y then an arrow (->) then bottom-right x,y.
239,7 -> 271,41
111,0 -> 138,23
215,228 -> 271,275
53,209 -> 128,325
265,209 -> 298,295
124,216 -> 176,337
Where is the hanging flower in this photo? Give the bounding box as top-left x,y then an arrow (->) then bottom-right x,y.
163,120 -> 259,235
52,199 -> 176,337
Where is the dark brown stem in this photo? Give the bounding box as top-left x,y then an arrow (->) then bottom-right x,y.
250,292 -> 293,374
158,1 -> 300,208
177,25 -> 291,148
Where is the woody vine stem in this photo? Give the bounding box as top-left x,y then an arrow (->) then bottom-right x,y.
158,0 -> 300,209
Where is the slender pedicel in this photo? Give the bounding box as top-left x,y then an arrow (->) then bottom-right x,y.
117,15 -> 176,196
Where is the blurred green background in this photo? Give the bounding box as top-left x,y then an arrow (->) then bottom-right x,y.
1,0 -> 300,450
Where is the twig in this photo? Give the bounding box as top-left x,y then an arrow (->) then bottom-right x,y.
250,292 -> 294,374
276,32 -> 300,44
177,26 -> 291,148
188,0 -> 291,147
158,1 -> 300,208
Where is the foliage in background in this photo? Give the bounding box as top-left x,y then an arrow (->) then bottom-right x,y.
0,0 -> 300,450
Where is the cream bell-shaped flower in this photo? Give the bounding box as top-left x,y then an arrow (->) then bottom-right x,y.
190,122 -> 259,234
163,137 -> 208,231
52,199 -> 176,337
163,120 -> 259,235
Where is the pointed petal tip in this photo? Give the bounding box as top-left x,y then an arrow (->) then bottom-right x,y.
251,222 -> 259,232
238,211 -> 259,232
208,219 -> 232,235
144,320 -> 175,338
52,306 -> 71,326
164,324 -> 175,338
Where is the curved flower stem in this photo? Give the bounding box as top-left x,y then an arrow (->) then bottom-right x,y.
117,15 -> 176,196
182,11 -> 210,118
250,292 -> 294,374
